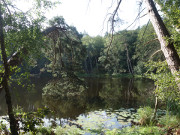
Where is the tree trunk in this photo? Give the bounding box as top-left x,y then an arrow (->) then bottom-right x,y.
0,4 -> 18,135
96,57 -> 99,72
0,26 -> 62,94
125,44 -> 134,76
145,0 -> 180,90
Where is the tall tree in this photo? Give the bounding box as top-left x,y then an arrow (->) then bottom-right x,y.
0,2 -> 18,135
0,0 -> 60,134
99,30 -> 137,74
108,0 -> 180,89
44,16 -> 86,77
144,0 -> 180,90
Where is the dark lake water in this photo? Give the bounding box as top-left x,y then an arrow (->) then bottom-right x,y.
0,76 -> 155,129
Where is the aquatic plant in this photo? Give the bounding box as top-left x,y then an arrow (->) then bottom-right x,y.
54,125 -> 84,135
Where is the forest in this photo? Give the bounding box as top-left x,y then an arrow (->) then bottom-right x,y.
0,0 -> 180,135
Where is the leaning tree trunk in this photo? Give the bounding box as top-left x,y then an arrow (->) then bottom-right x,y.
0,4 -> 18,135
145,0 -> 180,90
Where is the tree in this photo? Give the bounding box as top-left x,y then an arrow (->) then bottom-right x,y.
155,0 -> 180,33
154,0 -> 180,56
0,2 -> 18,134
108,0 -> 180,89
99,30 -> 138,75
82,35 -> 105,73
44,16 -> 86,77
144,0 -> 180,90
0,0 -> 60,134
133,23 -> 164,74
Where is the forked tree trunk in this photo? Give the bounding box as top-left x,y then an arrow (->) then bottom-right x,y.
145,0 -> 180,90
0,4 -> 18,135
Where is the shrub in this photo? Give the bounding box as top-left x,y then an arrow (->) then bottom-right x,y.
137,106 -> 154,125
158,113 -> 180,128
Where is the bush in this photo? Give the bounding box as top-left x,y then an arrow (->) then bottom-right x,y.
105,126 -> 164,135
36,126 -> 52,135
158,113 -> 180,128
137,107 -> 154,125
14,106 -> 51,134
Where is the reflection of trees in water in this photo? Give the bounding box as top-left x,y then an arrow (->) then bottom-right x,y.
42,77 -> 105,118
42,73 -> 87,99
99,78 -> 154,109
42,75 -> 88,118
43,95 -> 87,119
0,77 -> 49,115
42,77 -> 155,119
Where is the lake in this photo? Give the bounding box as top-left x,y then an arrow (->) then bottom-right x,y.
0,76 -> 155,130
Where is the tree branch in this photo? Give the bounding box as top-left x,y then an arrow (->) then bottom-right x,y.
0,25 -> 66,93
106,0 -> 122,56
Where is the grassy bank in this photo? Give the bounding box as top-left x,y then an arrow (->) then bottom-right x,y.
1,106 -> 180,135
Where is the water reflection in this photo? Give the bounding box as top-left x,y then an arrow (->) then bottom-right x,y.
76,108 -> 136,131
0,77 -> 155,121
43,77 -> 155,119
0,77 -> 49,115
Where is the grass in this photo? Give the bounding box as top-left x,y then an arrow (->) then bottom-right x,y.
1,106 -> 180,135
105,126 -> 165,135
158,113 -> 180,128
137,106 -> 155,126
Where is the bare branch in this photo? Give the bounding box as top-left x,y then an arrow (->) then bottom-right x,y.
142,38 -> 158,46
150,49 -> 162,58
125,8 -> 145,30
140,19 -> 150,41
110,0 -> 122,34
2,0 -> 12,16
106,0 -> 122,56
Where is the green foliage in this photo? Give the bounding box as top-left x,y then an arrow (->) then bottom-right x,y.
14,106 -> 51,134
54,125 -> 84,135
35,126 -> 52,135
99,30 -> 138,74
145,60 -> 180,102
105,126 -> 164,135
42,71 -> 87,98
166,100 -> 180,116
23,127 -> 53,135
0,0 -> 60,86
0,121 -> 7,132
137,107 -> 154,126
145,60 -> 180,119
155,0 -> 180,30
158,113 -> 180,128
82,35 -> 105,73
34,0 -> 60,9
43,16 -> 86,77
133,23 -> 164,75
155,0 -> 180,56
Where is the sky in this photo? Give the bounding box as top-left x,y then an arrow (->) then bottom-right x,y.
16,0 -> 149,36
